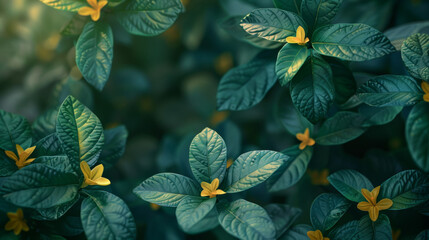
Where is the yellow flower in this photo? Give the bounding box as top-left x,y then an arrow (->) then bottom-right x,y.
307,169 -> 330,186
226,158 -> 234,169
80,161 -> 111,188
296,128 -> 315,150
5,144 -> 36,169
357,186 -> 393,222
78,0 -> 108,22
286,26 -> 310,46
307,230 -> 329,240
4,209 -> 29,235
200,178 -> 226,198
421,81 -> 429,102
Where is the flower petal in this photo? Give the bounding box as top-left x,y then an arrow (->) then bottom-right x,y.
23,146 -> 36,158
80,161 -> 91,179
308,138 -> 316,146
424,94 -> 429,102
369,206 -> 379,222
299,142 -> 307,150
5,150 -> 18,162
377,198 -> 393,210
93,177 -> 111,186
296,26 -> 305,42
201,189 -> 211,197
361,188 -> 373,204
87,0 -> 98,8
91,164 -> 104,179
21,222 -> 29,232
211,178 -> 219,190
91,10 -> 100,21
422,81 -> 429,94
16,145 -> 24,156
286,37 -> 300,44
296,133 -> 306,141
78,7 -> 95,16
5,220 -> 18,231
371,186 -> 380,200
357,201 -> 371,211
98,0 -> 108,8
214,189 -> 226,195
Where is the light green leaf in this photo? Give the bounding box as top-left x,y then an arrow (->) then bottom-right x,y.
276,44 -> 310,86
316,111 -> 367,145
56,96 -> 104,170
379,170 -> 429,210
300,0 -> 343,33
225,150 -> 288,193
312,23 -> 395,61
357,215 -> 392,240
176,196 -> 218,234
76,22 -> 114,91
81,190 -> 136,240
0,109 -> 32,151
279,224 -> 313,240
133,173 -> 200,207
406,103 -> 429,171
115,0 -> 184,36
327,169 -> 373,202
356,75 -> 423,107
40,0 -> 87,12
0,164 -> 79,208
358,105 -> 403,127
310,193 -> 350,232
189,128 -> 227,183
384,21 -> 429,51
329,220 -> 359,240
267,145 -> 313,192
32,108 -> 58,140
265,204 -> 302,238
217,59 -> 276,111
290,53 -> 334,123
218,199 -> 276,240
273,0 -> 302,14
99,125 -> 128,169
240,8 -> 307,42
401,33 -> 429,81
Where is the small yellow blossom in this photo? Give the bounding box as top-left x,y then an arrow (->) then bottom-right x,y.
80,161 -> 111,188
226,159 -> 234,169
307,169 -> 330,186
357,186 -> 393,222
296,128 -> 315,150
210,111 -> 229,127
5,209 -> 29,235
286,26 -> 309,46
421,81 -> 429,102
78,0 -> 108,22
150,203 -> 161,211
5,144 -> 36,169
307,230 -> 329,240
200,178 -> 226,198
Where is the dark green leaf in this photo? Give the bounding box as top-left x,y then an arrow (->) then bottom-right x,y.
34,133 -> 63,157
312,23 -> 395,61
99,125 -> 128,169
401,33 -> 429,81
279,224 -> 313,240
416,230 -> 429,240
265,204 -> 302,238
310,193 -> 350,231
406,103 -> 429,171
329,220 -> 359,240
34,155 -> 74,173
0,152 -> 17,177
379,170 -> 429,210
329,58 -> 356,104
32,108 -> 58,140
273,0 -> 302,14
384,21 -> 429,51
33,195 -> 79,221
300,0 -> 343,33
358,105 -> 403,127
176,196 -> 218,234
76,22 -> 114,91
327,169 -> 373,202
0,109 -> 32,151
189,128 -> 227,183
133,173 -> 200,207
217,199 -> 276,240
357,215 -> 392,240
276,44 -> 310,86
81,190 -> 136,240
240,8 -> 307,42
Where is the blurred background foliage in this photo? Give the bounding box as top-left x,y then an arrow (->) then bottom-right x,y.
0,0 -> 428,239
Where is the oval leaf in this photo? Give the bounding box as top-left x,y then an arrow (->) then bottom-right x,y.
300,0 -> 343,33
401,33 -> 429,81
176,196 -> 218,234
310,193 -> 351,231
0,109 -> 32,151
273,0 -> 302,14
265,204 -> 302,238
357,215 -> 392,240
327,169 -> 373,202
406,103 -> 429,172
276,44 -> 310,86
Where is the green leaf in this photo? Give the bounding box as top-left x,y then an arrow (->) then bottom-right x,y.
273,0 -> 302,14
329,220 -> 359,240
39,0 -> 87,12
312,23 -> 395,61
240,8 -> 307,42
189,128 -> 227,183
225,150 -> 288,193
34,155 -> 74,173
316,111 -> 367,145
279,224 -> 313,240
217,199 -> 276,240
61,15 -> 88,36
329,58 -> 356,104
265,204 -> 302,238
357,215 -> 392,240
267,145 -> 313,192
34,133 -> 63,157
276,90 -> 314,136
32,108 -> 58,141
406,103 -> 429,171
219,16 -> 283,49
356,75 -> 423,107
310,193 -> 350,232
384,21 -> 429,51
290,53 -> 334,123
401,33 -> 429,81
276,44 -> 310,86
0,164 -> 79,208
416,230 -> 429,240
133,173 -> 200,207
76,22 -> 114,91
176,196 -> 218,234
99,125 -> 128,169
327,169 -> 373,202
81,190 -> 136,240
0,152 -> 17,177
379,170 -> 429,210
0,109 -> 32,151
115,0 -> 184,36
217,59 -> 276,111
358,105 -> 403,127
300,0 -> 343,33
33,195 -> 80,221
56,96 -> 104,170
